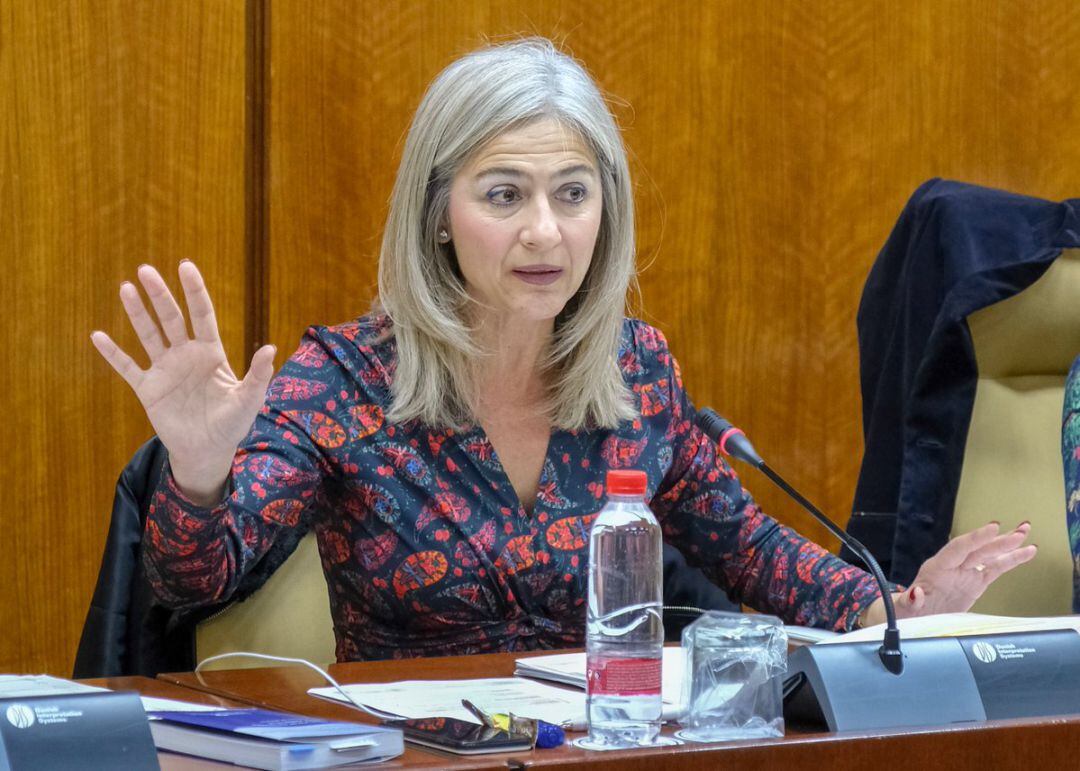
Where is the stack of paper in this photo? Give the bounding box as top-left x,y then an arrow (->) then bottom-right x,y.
309,677 -> 586,727
784,625 -> 840,644
514,647 -> 687,707
0,674 -> 217,713
820,612 -> 1080,645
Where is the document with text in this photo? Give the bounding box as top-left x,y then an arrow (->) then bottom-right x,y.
309,677 -> 586,726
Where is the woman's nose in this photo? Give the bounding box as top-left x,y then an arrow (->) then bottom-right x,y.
520,197 -> 562,250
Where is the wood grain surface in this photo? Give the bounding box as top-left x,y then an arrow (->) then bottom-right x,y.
0,1 -> 248,674
4,0 -> 1079,677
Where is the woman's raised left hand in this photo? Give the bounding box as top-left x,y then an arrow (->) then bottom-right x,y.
859,521 -> 1038,627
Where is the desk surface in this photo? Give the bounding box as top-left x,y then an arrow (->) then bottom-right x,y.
155,650 -> 1080,770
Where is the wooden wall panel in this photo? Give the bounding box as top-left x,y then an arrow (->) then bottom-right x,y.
266,0 -> 1080,555
0,1 -> 248,675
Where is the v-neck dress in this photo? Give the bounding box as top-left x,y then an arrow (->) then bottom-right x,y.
144,314 -> 879,661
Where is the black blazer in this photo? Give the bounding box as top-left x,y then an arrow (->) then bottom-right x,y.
73,437 -> 308,677
848,179 -> 1080,584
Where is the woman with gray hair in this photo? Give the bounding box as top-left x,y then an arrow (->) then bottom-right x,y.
92,38 -> 1034,662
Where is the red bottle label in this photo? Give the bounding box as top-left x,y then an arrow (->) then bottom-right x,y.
587,656 -> 662,697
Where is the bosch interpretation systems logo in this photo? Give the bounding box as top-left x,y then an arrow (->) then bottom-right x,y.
5,704 -> 35,729
972,642 -> 998,663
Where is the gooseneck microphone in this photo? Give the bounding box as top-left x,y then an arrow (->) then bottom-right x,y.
695,408 -> 903,675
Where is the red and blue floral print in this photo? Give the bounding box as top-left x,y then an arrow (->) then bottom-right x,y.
1063,355 -> 1080,613
143,315 -> 879,661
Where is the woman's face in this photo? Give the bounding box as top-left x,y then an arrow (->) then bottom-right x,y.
446,118 -> 603,325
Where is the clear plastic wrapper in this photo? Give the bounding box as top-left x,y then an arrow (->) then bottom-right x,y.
676,611 -> 787,742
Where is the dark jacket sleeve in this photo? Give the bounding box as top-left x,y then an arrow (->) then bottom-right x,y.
73,438 -> 168,677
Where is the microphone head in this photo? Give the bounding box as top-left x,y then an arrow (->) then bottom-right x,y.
694,408 -> 733,443
693,407 -> 764,467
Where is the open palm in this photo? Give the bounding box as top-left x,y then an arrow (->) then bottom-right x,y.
91,262 -> 275,502
895,521 -> 1038,617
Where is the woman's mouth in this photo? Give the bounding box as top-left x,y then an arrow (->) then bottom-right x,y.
512,265 -> 564,285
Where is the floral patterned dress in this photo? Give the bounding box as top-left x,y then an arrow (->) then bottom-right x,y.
143,315 -> 879,661
1063,355 -> 1080,613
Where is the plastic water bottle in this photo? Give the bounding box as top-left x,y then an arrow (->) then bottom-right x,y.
584,469 -> 664,748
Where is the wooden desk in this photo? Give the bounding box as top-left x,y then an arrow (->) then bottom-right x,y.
159,650 -> 1080,770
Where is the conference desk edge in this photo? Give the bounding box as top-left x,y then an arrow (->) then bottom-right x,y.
152,649 -> 1080,770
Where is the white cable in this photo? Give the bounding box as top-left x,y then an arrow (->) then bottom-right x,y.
194,651 -> 398,721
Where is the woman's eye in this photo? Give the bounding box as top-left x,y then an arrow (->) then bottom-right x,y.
557,184 -> 588,204
487,187 -> 521,206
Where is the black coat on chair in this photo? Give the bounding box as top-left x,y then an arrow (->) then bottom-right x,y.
849,179 -> 1080,584
73,437 -> 306,677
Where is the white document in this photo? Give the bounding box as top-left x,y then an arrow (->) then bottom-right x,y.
784,625 -> 840,644
0,674 -> 218,714
0,674 -> 108,698
821,612 -> 1080,645
514,647 -> 687,706
309,677 -> 586,726
139,696 -> 220,713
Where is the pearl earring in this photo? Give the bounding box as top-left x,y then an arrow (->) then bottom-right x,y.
437,228 -> 450,243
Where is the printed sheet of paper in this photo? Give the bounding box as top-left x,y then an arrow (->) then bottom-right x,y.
0,674 -> 218,714
822,612 -> 1080,645
0,675 -> 107,699
784,625 -> 840,644
514,647 -> 687,706
139,696 -> 220,712
310,677 -> 586,726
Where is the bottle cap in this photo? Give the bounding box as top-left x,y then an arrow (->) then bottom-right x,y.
606,469 -> 647,496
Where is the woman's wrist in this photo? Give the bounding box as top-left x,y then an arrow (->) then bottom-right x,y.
857,597 -> 884,629
857,590 -> 907,629
168,455 -> 233,508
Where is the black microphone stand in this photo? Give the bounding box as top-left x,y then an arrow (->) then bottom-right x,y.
695,407 -> 903,674
756,465 -> 903,674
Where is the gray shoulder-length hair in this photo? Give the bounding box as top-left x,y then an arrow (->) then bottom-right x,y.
378,37 -> 637,431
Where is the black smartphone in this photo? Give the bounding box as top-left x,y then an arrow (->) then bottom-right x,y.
382,716 -> 533,755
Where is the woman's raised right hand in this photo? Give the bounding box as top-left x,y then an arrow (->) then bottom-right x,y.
91,261 -> 276,506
